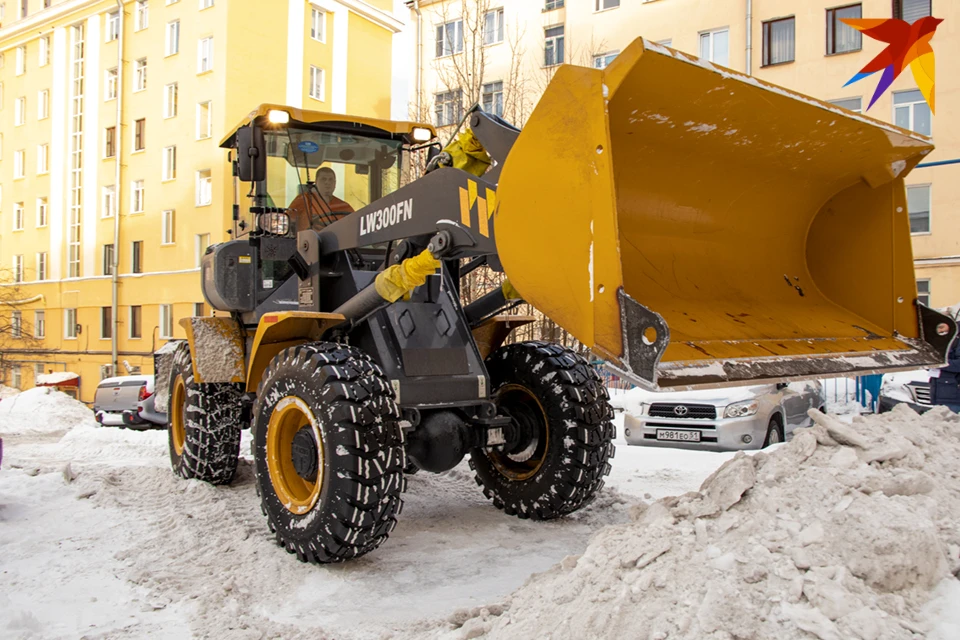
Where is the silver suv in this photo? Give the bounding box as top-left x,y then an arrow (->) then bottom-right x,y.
614,381 -> 826,451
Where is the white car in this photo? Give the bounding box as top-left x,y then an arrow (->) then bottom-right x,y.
93,375 -> 158,428
612,381 -> 826,451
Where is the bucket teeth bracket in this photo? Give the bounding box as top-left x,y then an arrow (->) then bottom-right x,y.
618,289 -> 669,387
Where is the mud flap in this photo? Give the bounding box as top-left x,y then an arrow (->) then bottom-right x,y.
153,340 -> 183,414
178,317 -> 247,385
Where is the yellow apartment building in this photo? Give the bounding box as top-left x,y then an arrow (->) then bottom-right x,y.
409,0 -> 959,306
0,0 -> 411,402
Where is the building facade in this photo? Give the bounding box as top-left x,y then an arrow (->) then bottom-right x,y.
0,0 -> 410,401
409,0 -> 959,307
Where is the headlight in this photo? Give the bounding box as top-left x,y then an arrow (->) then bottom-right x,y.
257,211 -> 290,235
724,400 -> 759,419
412,127 -> 433,142
268,109 -> 290,124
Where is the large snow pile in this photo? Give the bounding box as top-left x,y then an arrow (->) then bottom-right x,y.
0,384 -> 20,399
0,387 -> 96,435
448,405 -> 960,640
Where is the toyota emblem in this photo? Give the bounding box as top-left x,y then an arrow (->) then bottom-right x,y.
674,405 -> 689,416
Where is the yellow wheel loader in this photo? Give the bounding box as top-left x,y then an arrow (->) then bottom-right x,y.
154,38 -> 956,564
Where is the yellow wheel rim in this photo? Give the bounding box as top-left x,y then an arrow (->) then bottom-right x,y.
490,384 -> 550,481
266,396 -> 324,515
170,375 -> 186,456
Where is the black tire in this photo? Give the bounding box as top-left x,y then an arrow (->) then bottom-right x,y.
469,341 -> 615,520
763,414 -> 784,447
251,342 -> 405,564
167,342 -> 244,485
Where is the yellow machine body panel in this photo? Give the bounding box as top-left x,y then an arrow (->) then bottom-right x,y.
246,312 -> 346,392
495,37 -> 953,389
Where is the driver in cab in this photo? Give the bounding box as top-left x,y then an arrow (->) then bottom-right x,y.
288,166 -> 354,233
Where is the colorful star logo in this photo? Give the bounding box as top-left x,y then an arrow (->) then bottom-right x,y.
842,16 -> 942,113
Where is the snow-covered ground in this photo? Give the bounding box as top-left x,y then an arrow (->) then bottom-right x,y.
1,387 -> 958,639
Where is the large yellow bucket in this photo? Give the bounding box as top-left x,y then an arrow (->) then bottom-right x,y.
495,38 -> 955,389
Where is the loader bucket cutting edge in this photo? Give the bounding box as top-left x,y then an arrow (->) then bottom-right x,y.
494,37 -> 956,390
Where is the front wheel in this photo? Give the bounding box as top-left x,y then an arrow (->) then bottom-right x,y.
763,414 -> 784,447
469,341 -> 615,520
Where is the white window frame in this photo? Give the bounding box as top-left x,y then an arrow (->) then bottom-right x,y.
162,145 -> 177,181
14,149 -> 25,178
481,81 -> 503,117
34,310 -> 45,339
196,169 -> 213,206
436,20 -> 464,58
829,96 -> 862,113
200,0 -> 214,9
36,252 -> 47,280
593,51 -> 619,69
595,0 -> 619,11
699,28 -> 730,66
106,11 -> 120,42
161,209 -> 175,245
135,0 -> 149,31
916,278 -> 931,307
102,185 -> 116,218
164,82 -> 178,118
166,20 -> 180,56
101,306 -> 113,340
131,240 -> 143,273
15,96 -> 26,126
36,197 -> 48,227
195,233 -> 211,267
196,101 -> 212,139
105,67 -> 118,100
131,180 -> 145,213
15,45 -> 25,75
483,8 -> 504,46
10,367 -> 21,389
129,306 -> 142,339
159,304 -> 174,339
38,89 -> 49,119
198,37 -> 214,73
37,143 -> 48,174
134,58 -> 147,92
13,202 -> 24,231
907,183 -> 931,236
311,6 -> 326,42
894,89 -> 931,137
309,66 -> 325,102
12,254 -> 23,282
39,36 -> 50,66
544,25 -> 564,67
103,244 -> 115,276
12,311 -> 22,339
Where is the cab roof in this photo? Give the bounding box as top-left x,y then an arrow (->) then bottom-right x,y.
219,103 -> 437,148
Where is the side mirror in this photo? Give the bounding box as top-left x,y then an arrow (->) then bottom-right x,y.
237,125 -> 266,182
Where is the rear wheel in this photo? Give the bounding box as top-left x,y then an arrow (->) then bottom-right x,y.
763,414 -> 784,447
167,342 -> 244,485
251,342 -> 405,563
470,341 -> 615,520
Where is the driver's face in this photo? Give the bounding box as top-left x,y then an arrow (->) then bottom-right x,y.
317,171 -> 336,198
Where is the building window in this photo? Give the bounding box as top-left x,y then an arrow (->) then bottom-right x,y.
38,89 -> 49,119
34,310 -> 45,339
195,233 -> 211,267
105,68 -> 118,100
14,149 -> 25,178
134,118 -> 146,151
435,90 -> 463,127
37,143 -> 49,174
135,0 -> 149,31
162,210 -> 176,244
916,279 -> 931,306
198,37 -> 214,73
481,81 -> 503,117
700,28 -> 729,66
15,45 -> 25,75
827,4 -> 862,55
593,51 -> 619,69
134,58 -> 147,92
311,7 -> 326,42
197,101 -> 212,139
101,307 -> 113,339
194,302 -> 206,317
36,252 -> 47,280
13,254 -> 23,282
65,308 -> 78,339
544,25 -> 564,67
309,66 -> 325,101
166,20 -> 180,56
196,169 -> 212,205
894,89 -> 931,136
436,20 -> 464,57
545,0 -> 564,8
12,311 -> 22,339
908,184 -> 931,234
103,244 -> 115,275
762,17 -> 795,66
596,0 -> 619,10
162,146 -> 177,181
105,126 -> 116,157
829,96 -> 862,113
37,198 -> 48,227
132,180 -> 145,213
129,306 -> 142,339
164,83 -> 178,118
15,96 -> 25,125
484,8 -> 504,45
106,11 -> 120,41
894,0 -> 931,22
200,0 -> 214,9
102,185 -> 116,218
132,240 -> 143,273
10,367 -> 21,389
14,202 -> 24,231
39,36 -> 50,66
159,304 -> 174,339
